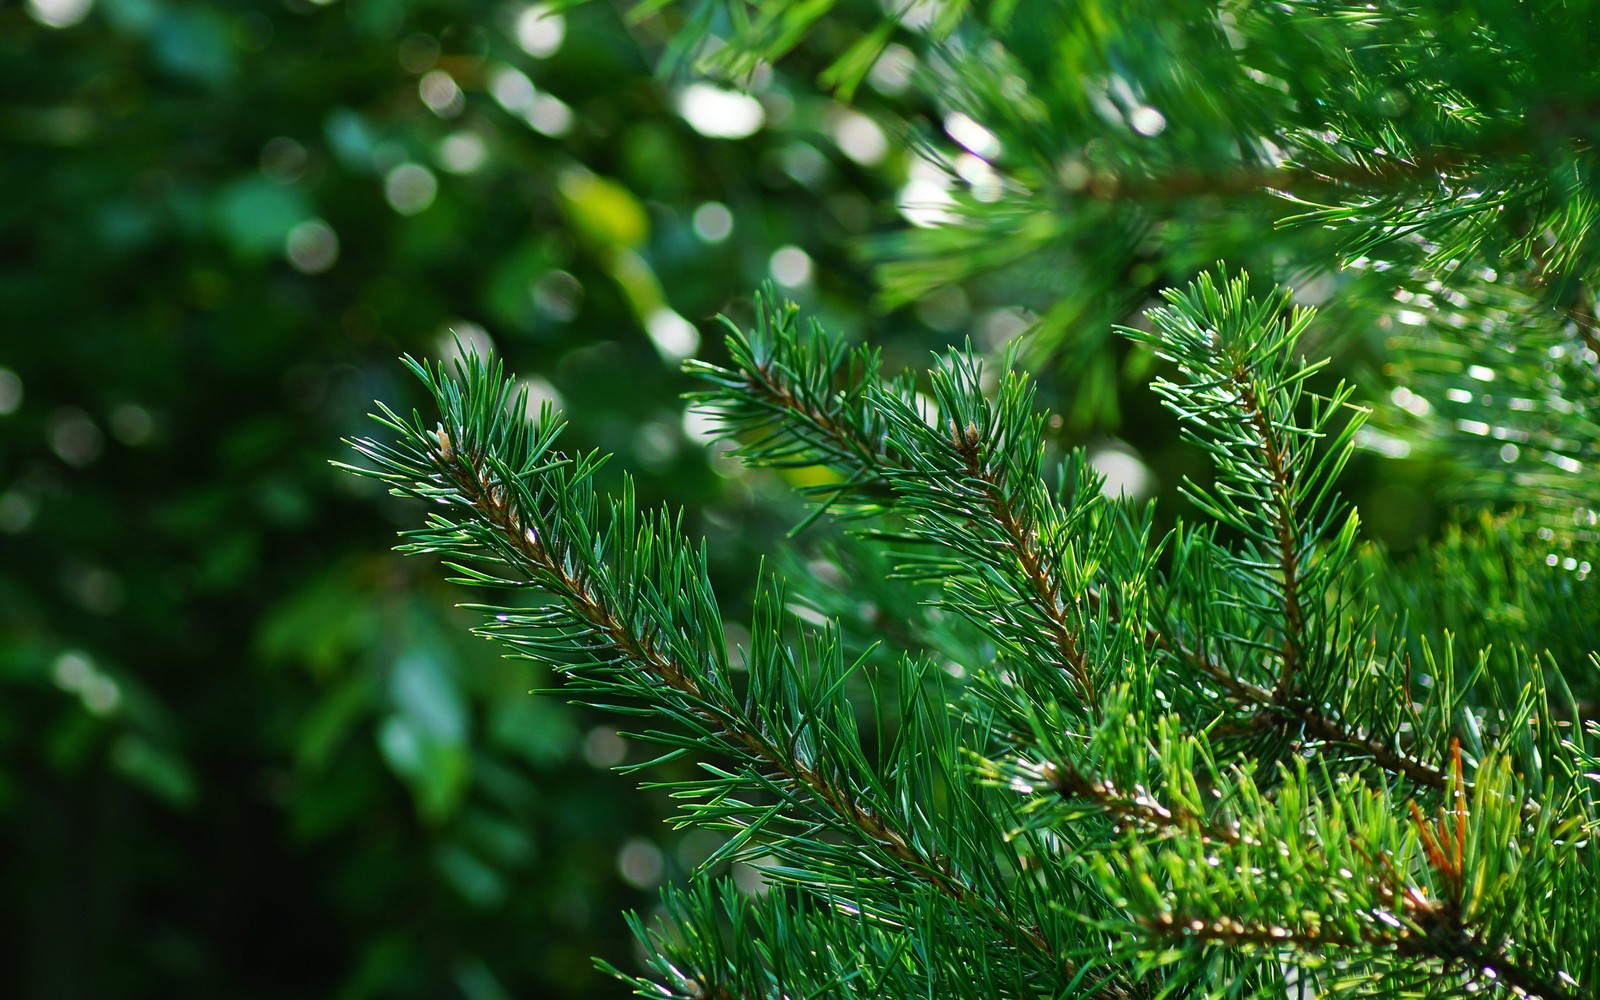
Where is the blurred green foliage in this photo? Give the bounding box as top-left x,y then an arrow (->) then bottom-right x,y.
0,0 -> 959,995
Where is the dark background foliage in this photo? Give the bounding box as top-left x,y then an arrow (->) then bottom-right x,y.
0,2 -> 944,995
0,1 -> 1448,996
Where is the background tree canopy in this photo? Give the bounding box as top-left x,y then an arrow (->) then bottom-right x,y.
2,0 -> 1592,998
0,2 -> 966,995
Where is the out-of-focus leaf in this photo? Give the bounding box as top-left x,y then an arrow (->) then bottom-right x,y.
488,697 -> 574,767
337,934 -> 419,1000
389,649 -> 467,743
378,714 -> 471,822
435,843 -> 507,908
212,177 -> 311,258
297,676 -> 377,771
149,8 -> 236,85
325,108 -> 381,173
257,566 -> 383,678
485,239 -> 561,331
109,734 -> 197,807
455,958 -> 513,1000
460,807 -> 537,867
101,0 -> 161,35
560,172 -> 649,250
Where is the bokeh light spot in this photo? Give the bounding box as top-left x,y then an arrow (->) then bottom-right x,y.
52,651 -> 120,715
48,408 -> 103,467
768,245 -> 813,288
27,0 -> 92,28
681,404 -> 722,445
1089,447 -> 1154,501
646,309 -> 700,362
868,43 -> 916,94
0,368 -> 22,415
514,376 -> 563,420
677,83 -> 765,139
436,322 -> 495,367
526,94 -> 572,137
384,163 -> 438,215
285,219 -> 339,273
397,33 -> 439,74
110,404 -> 154,445
827,108 -> 888,166
53,651 -> 93,692
914,284 -> 970,333
582,727 -> 627,768
616,839 -> 663,889
691,202 -> 733,243
944,111 -> 1001,159
419,70 -> 465,118
1129,105 -> 1167,136
898,159 -> 957,227
260,137 -> 307,183
514,4 -> 565,58
0,492 -> 37,533
438,132 -> 487,174
533,271 -> 583,321
489,66 -> 536,113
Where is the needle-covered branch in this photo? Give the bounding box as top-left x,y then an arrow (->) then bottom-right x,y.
343,354 -> 1131,1000
1130,271 -> 1363,710
348,316 -> 1595,997
691,289 -> 1459,798
692,295 -> 1122,720
672,277 -> 1597,996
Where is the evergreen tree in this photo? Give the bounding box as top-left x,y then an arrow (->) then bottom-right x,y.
345,2 -> 1598,996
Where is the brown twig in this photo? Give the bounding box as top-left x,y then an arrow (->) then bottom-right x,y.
1042,759 -> 1241,847
1233,372 -> 1308,702
950,419 -> 1101,713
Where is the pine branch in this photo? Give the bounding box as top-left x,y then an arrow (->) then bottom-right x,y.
348,327 -> 1594,999
728,331 -> 1131,663
1093,747 -> 1586,1000
432,435 -> 937,877
346,354 -> 1135,1000
945,409 -> 1099,712
1064,138 -> 1516,208
1233,375 -> 1308,700
691,292 -> 1593,1000
989,698 -> 1589,998
693,291 -> 1455,797
1130,272 -> 1347,703
693,298 -> 1108,716
701,286 -> 1591,856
